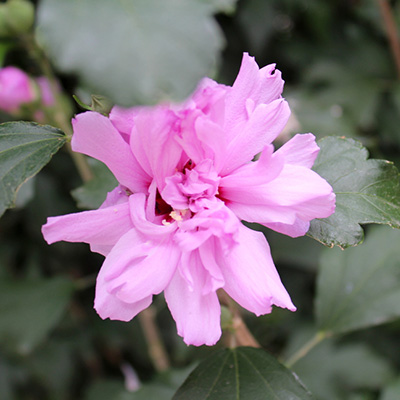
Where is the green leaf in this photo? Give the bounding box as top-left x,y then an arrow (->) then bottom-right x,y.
308,136 -> 400,248
316,226 -> 400,335
71,159 -> 118,209
36,0 -> 230,106
173,347 -> 312,400
380,377 -> 400,400
0,277 -> 74,354
0,121 -> 66,217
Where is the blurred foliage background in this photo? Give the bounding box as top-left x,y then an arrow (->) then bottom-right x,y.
2,0 -> 400,399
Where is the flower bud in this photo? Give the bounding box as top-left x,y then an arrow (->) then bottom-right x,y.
0,66 -> 35,113
0,0 -> 35,37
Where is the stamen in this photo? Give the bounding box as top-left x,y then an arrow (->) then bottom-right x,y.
170,210 -> 183,222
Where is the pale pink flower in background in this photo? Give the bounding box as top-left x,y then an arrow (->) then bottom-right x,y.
0,66 -> 34,113
42,53 -> 335,346
36,76 -> 56,106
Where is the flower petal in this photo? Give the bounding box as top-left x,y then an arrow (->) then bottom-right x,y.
42,201 -> 132,251
219,145 -> 282,189
71,111 -> 151,193
102,229 -> 180,304
224,164 -> 335,228
95,279 -> 152,322
165,253 -> 221,346
224,53 -> 285,131
221,99 -> 290,175
109,105 -> 141,137
218,224 -> 296,315
130,107 -> 182,191
274,133 -> 319,168
263,219 -> 311,238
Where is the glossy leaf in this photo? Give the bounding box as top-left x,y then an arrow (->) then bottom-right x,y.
36,0 -> 232,106
0,277 -> 74,354
0,122 -> 66,217
308,136 -> 400,248
71,159 -> 118,209
173,347 -> 312,400
316,226 -> 400,335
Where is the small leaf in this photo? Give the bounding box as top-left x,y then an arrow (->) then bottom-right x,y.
71,159 -> 118,209
308,136 -> 400,248
316,226 -> 400,335
0,276 -> 74,354
0,121 -> 66,217
173,347 -> 312,400
36,0 -> 231,106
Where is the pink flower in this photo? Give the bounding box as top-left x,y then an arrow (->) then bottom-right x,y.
0,66 -> 35,112
42,53 -> 335,346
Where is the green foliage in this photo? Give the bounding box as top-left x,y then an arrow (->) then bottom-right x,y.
71,159 -> 118,209
0,122 -> 66,217
380,377 -> 400,400
316,226 -> 400,335
285,328 -> 394,400
2,0 -> 400,399
36,0 -> 236,107
0,277 -> 74,354
309,137 -> 400,248
173,347 -> 312,399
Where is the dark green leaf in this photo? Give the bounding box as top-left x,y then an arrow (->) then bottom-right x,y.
173,347 -> 312,400
0,121 -> 66,217
308,137 -> 400,248
36,0 -> 230,106
0,277 -> 74,354
316,226 -> 400,335
71,159 -> 118,209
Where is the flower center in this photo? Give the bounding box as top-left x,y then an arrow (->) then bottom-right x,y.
161,159 -> 220,214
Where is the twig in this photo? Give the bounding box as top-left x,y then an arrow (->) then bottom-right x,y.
138,307 -> 170,372
218,290 -> 261,348
377,0 -> 400,79
21,33 -> 93,182
284,331 -> 327,368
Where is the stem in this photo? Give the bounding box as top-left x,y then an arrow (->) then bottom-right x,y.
20,33 -> 93,182
138,307 -> 170,372
377,0 -> 400,79
218,290 -> 261,348
284,331 -> 327,368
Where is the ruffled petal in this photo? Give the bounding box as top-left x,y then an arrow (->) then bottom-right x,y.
101,229 -> 180,304
129,193 -> 177,237
218,224 -> 296,315
130,107 -> 182,191
263,219 -> 310,238
95,274 -> 152,322
224,164 -> 335,228
274,133 -> 319,168
42,201 -> 132,251
109,105 -> 141,138
221,99 -> 290,175
165,254 -> 221,346
219,145 -> 282,188
71,111 -> 151,193
224,53 -> 285,132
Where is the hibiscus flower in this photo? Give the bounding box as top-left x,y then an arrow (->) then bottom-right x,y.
42,53 -> 335,346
